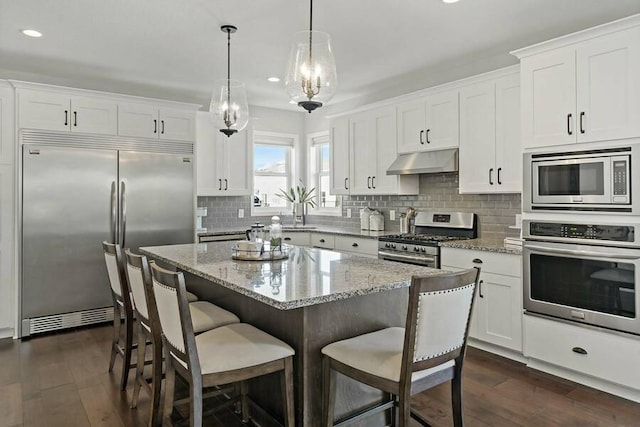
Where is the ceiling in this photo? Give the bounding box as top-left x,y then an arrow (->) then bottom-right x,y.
2,0 -> 640,113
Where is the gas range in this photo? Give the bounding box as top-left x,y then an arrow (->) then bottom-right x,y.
378,211 -> 477,268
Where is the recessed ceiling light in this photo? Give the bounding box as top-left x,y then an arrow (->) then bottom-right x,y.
21,29 -> 43,38
267,77 -> 280,83
442,0 -> 459,3
289,100 -> 297,104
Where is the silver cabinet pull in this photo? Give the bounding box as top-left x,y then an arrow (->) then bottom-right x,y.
111,181 -> 117,244
120,181 -> 127,248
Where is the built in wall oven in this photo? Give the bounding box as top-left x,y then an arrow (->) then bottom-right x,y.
524,143 -> 640,213
523,220 -> 640,335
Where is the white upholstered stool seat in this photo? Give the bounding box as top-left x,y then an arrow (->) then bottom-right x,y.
321,327 -> 454,382
189,301 -> 240,334
186,291 -> 198,303
191,323 -> 295,374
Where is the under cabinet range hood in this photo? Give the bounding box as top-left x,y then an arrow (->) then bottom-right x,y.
386,148 -> 458,175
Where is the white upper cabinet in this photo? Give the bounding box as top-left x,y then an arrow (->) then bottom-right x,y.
196,112 -> 250,196
18,89 -> 117,135
118,103 -> 195,141
459,72 -> 521,194
517,22 -> 640,148
397,90 -> 459,154
349,106 -> 419,196
0,83 -> 14,165
329,117 -> 350,195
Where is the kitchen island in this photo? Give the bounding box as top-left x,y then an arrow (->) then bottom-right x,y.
140,242 -> 443,427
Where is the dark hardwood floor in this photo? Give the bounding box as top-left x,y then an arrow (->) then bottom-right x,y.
1,323 -> 639,427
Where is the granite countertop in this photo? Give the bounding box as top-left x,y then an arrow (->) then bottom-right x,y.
140,242 -> 442,310
198,226 -> 398,239
439,238 -> 522,255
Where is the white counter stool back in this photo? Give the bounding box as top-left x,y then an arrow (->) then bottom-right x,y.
150,262 -> 296,427
102,241 -> 136,391
125,250 -> 241,427
321,267 -> 481,427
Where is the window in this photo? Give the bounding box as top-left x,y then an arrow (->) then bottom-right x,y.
252,131 -> 297,216
308,131 -> 341,216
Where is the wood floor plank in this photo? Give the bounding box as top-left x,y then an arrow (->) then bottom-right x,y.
79,382 -> 126,427
0,382 -> 23,427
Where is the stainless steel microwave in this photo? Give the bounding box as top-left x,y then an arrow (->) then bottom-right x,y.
524,145 -> 639,213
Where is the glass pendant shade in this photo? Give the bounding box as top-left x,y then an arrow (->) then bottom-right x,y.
285,30 -> 337,113
210,78 -> 249,136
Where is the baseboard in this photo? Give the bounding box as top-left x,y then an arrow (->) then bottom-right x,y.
468,339 -> 527,364
527,359 -> 640,403
0,327 -> 13,339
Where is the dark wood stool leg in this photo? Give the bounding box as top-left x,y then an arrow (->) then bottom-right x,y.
451,369 -> 464,427
163,358 -> 176,426
322,357 -> 336,427
240,381 -> 249,423
189,375 -> 203,427
109,304 -> 121,373
149,334 -> 163,427
120,312 -> 134,391
131,321 -> 146,408
281,357 -> 295,427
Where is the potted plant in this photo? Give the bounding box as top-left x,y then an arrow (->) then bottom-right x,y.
276,182 -> 317,226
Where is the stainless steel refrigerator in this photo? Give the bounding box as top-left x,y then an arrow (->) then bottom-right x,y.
20,131 -> 194,336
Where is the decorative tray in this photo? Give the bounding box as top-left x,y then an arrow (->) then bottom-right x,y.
231,243 -> 290,261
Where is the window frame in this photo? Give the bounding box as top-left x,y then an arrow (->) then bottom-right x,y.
307,131 -> 342,216
251,130 -> 298,217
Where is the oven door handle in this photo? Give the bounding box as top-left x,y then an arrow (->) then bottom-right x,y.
379,251 -> 436,264
525,244 -> 640,260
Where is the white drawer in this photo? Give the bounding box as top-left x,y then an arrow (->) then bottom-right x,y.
281,232 -> 310,246
335,236 -> 378,257
311,233 -> 335,249
524,315 -> 640,390
441,247 -> 521,277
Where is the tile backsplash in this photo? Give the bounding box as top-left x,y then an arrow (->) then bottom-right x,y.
198,173 -> 521,240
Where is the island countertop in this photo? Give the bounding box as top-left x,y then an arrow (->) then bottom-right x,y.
140,242 -> 443,310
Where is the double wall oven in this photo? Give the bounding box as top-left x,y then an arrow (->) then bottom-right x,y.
523,141 -> 640,335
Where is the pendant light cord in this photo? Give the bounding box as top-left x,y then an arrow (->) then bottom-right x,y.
308,0 -> 313,99
227,28 -> 231,115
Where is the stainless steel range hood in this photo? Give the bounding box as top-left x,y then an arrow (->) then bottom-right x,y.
386,148 -> 458,175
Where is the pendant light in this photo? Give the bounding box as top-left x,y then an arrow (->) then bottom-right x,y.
210,25 -> 249,137
285,0 -> 337,113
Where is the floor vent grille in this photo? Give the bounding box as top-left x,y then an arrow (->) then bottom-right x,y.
28,307 -> 115,335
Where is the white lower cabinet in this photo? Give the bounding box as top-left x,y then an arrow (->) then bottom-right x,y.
441,247 -> 522,353
0,164 -> 14,337
311,233 -> 335,250
282,232 -> 311,247
334,236 -> 378,257
524,315 -> 640,391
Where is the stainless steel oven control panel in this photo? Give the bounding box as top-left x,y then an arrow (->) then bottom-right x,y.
523,220 -> 639,248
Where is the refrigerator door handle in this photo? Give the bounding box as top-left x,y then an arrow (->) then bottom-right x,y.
111,181 -> 117,244
120,181 -> 127,248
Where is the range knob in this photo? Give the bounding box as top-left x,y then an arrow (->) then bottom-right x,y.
414,247 -> 420,252
402,245 -> 408,250
385,243 -> 390,248
421,247 -> 426,253
391,244 -> 396,249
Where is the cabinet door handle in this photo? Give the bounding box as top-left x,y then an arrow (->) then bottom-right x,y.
161,120 -> 165,134
218,179 -> 222,191
352,243 -> 358,247
367,176 -> 371,189
224,178 -> 228,191
344,177 -> 348,190
497,167 -> 502,185
472,258 -> 483,264
479,280 -> 484,298
419,130 -> 425,145
319,239 -> 325,243
64,110 -> 68,126
426,128 -> 431,144
579,112 -> 585,134
73,111 -> 77,127
154,119 -> 158,134
567,113 -> 573,135
284,237 -> 291,241
572,347 -> 588,355
371,176 -> 376,189
489,168 -> 494,185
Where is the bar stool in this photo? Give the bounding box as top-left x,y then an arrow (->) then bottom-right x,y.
150,262 -> 296,426
321,268 -> 480,427
124,250 -> 241,427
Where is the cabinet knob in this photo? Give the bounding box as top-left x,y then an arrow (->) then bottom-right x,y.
319,239 -> 325,243
472,258 -> 483,264
572,347 -> 588,355
352,243 -> 358,247
284,237 -> 291,241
